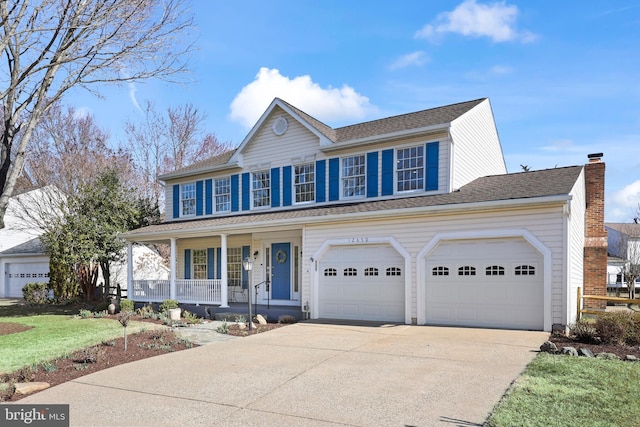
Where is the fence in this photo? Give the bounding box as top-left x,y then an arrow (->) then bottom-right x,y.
577,287 -> 640,321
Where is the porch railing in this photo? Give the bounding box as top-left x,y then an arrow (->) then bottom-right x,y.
131,279 -> 222,304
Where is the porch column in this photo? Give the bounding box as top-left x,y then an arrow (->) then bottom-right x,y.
170,238 -> 177,300
126,242 -> 133,300
220,233 -> 229,307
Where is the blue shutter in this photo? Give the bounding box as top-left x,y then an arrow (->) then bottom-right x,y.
242,172 -> 250,210
231,174 -> 239,212
328,158 -> 339,201
196,180 -> 203,216
425,142 -> 439,191
316,159 -> 326,203
381,149 -> 394,196
216,248 -> 222,279
205,179 -> 213,215
184,249 -> 191,280
207,248 -> 214,279
271,167 -> 281,207
172,184 -> 180,218
282,166 -> 292,206
366,152 -> 378,198
241,246 -> 250,289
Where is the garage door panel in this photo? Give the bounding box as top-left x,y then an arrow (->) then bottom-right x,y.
6,262 -> 50,298
426,238 -> 543,330
319,245 -> 404,322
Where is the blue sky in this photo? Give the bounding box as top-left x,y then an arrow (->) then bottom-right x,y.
67,0 -> 640,222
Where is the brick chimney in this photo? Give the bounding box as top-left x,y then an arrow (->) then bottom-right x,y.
583,153 -> 607,309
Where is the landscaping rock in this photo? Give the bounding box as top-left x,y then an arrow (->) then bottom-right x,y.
596,352 -> 620,360
15,382 -> 50,395
255,314 -> 267,325
540,341 -> 558,353
579,348 -> 595,358
626,355 -> 638,361
561,346 -> 578,356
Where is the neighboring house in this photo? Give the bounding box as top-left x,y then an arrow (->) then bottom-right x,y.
605,223 -> 640,288
122,97 -> 608,331
0,187 -> 167,299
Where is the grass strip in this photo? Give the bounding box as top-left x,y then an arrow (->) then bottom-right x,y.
486,353 -> 640,427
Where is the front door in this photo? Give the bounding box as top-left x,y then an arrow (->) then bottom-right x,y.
271,242 -> 291,300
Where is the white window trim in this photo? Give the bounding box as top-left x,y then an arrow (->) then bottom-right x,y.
180,182 -> 197,217
341,154 -> 366,200
394,145 -> 425,194
251,170 -> 271,209
214,176 -> 232,213
294,162 -> 316,205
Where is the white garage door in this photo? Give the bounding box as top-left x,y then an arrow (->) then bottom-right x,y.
5,263 -> 50,298
425,238 -> 543,330
318,245 -> 405,322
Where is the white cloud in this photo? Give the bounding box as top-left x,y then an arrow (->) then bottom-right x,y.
229,68 -> 375,128
609,180 -> 640,222
389,51 -> 429,70
415,0 -> 537,43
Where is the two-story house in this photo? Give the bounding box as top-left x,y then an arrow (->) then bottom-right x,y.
122,97 -> 607,331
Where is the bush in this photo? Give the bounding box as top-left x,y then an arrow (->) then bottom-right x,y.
119,299 -> 135,313
22,282 -> 50,305
159,299 -> 179,313
569,318 -> 597,343
278,315 -> 297,324
137,304 -> 156,319
595,312 -> 634,345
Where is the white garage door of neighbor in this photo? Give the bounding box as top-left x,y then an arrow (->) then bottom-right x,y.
425,238 -> 543,330
318,245 -> 405,322
6,263 -> 50,298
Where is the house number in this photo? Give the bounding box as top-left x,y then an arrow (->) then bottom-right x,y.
349,237 -> 369,243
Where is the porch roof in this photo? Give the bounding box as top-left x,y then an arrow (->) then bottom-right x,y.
123,165 -> 583,241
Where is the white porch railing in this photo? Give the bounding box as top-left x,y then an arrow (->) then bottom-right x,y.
131,279 -> 222,304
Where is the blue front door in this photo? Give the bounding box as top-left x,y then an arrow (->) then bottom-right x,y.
271,242 -> 291,300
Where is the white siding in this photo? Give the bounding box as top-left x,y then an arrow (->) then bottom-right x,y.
449,99 -> 507,190
567,169 -> 585,326
304,205 -> 566,327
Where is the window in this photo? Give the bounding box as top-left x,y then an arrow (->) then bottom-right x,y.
342,155 -> 366,197
515,265 -> 536,276
215,177 -> 231,212
432,266 -> 449,276
364,267 -> 379,276
458,266 -> 476,276
396,146 -> 424,192
344,268 -> 358,276
486,266 -> 505,276
192,249 -> 207,280
252,171 -> 271,208
181,183 -> 196,216
294,163 -> 315,203
386,267 -> 402,276
227,247 -> 242,286
324,268 -> 337,277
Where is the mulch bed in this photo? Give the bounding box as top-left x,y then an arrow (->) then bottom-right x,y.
548,332 -> 640,359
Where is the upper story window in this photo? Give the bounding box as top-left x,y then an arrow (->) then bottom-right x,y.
342,155 -> 366,198
396,146 -> 424,192
192,249 -> 207,280
294,163 -> 315,203
252,170 -> 271,208
181,183 -> 196,216
215,177 -> 231,212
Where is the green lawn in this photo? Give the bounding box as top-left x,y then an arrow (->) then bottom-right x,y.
486,353 -> 640,427
0,312 -> 154,373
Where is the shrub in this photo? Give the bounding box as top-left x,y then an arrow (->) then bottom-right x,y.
93,299 -> 110,312
182,310 -> 201,324
137,304 -> 157,319
159,299 -> 179,313
119,299 -> 135,313
78,309 -> 93,318
595,312 -> 633,345
22,282 -> 50,305
216,321 -> 229,334
278,315 -> 297,324
626,312 -> 640,346
569,318 -> 597,343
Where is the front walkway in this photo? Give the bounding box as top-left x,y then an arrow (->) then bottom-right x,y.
16,322 -> 548,426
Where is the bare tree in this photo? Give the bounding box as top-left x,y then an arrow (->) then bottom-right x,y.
125,101 -> 231,208
22,102 -> 134,195
611,223 -> 640,300
0,0 -> 194,228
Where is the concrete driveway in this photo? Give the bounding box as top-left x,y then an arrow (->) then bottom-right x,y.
17,322 -> 548,426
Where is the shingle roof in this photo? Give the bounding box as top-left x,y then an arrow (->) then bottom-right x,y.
160,149 -> 238,179
123,165 -> 583,239
605,223 -> 640,237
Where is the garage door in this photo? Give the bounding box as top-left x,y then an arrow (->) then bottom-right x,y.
5,263 -> 50,298
318,245 -> 404,322
425,238 -> 543,330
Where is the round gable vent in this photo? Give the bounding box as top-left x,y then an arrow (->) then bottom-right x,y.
272,116 -> 288,136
